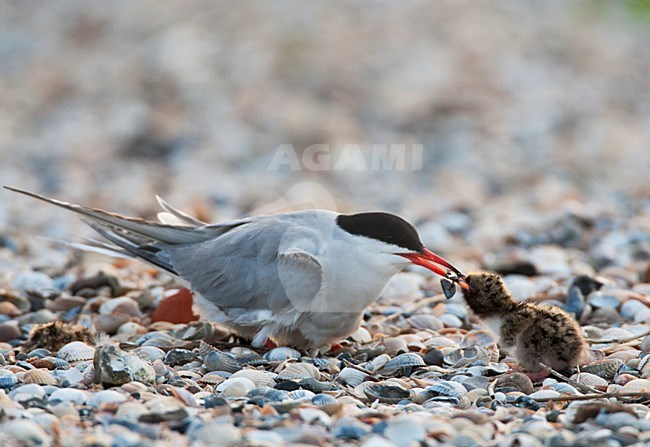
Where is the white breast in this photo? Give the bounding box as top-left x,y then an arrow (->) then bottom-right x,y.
482,317 -> 504,342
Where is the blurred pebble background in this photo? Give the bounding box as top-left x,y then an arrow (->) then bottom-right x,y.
0,1 -> 649,268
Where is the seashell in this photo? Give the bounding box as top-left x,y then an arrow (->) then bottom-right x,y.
495,373 -> 534,394
264,347 -> 301,362
133,346 -> 166,363
299,378 -> 332,393
364,381 -> 412,404
331,418 -> 371,440
350,327 -> 372,343
529,389 -> 561,399
246,386 -> 287,403
380,352 -> 425,373
117,322 -> 147,335
641,336 -> 650,353
384,415 -> 427,445
599,328 -> 633,340
49,388 -> 89,405
3,420 -> 50,447
175,321 -> 218,341
203,350 -> 241,373
407,314 -> 443,331
460,330 -> 496,348
230,369 -> 276,387
94,314 -> 130,334
620,379 -> 650,393
89,389 -> 128,407
198,372 -> 228,385
277,362 -> 320,381
0,370 -> 17,388
621,299 -> 649,320
288,389 -> 315,400
57,341 -> 95,362
581,358 -> 623,380
216,377 -> 256,398
311,394 -> 341,415
564,286 -> 585,318
427,380 -> 467,398
570,372 -> 608,389
236,352 -> 268,367
587,292 -> 621,309
615,374 -> 639,386
338,367 -> 368,387
441,278 -> 456,299
439,314 -> 463,328
423,336 -> 459,348
381,337 -> 408,356
399,334 -> 426,350
367,354 -> 391,371
136,331 -> 174,347
443,346 -> 490,368
22,369 -> 57,385
98,296 -> 141,317
608,351 -> 637,363
549,383 -> 579,394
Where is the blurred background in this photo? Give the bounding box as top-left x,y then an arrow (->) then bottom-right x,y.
1,1 -> 649,273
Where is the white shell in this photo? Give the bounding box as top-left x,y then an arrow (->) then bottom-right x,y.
216,377 -> 256,398
569,372 -> 608,388
57,341 -> 96,362
277,363 -> 320,381
230,369 -> 276,387
338,367 -> 368,387
620,379 -> 650,393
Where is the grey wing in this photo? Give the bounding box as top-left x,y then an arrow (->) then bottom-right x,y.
167,221 -> 325,322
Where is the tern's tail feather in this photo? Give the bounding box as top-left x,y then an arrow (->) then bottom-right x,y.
3,186 -> 228,274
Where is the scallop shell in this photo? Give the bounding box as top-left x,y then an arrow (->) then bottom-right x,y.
581,358 -> 623,380
570,372 -> 608,388
203,350 -> 241,373
529,389 -> 561,399
443,346 -> 490,368
407,314 -> 443,331
230,369 -> 276,387
22,369 -> 57,386
57,342 -> 95,362
620,379 -> 650,393
198,372 -> 228,385
427,380 -> 467,398
338,367 -> 368,387
246,386 -> 287,403
364,381 -> 412,404
460,330 -> 496,348
216,377 -> 256,398
380,353 -> 425,373
198,341 -> 216,358
236,352 -> 269,367
133,346 -> 166,363
599,328 -> 633,340
587,292 -> 621,309
311,394 -> 341,415
0,370 -> 17,388
495,373 -> 534,395
288,389 -> 315,400
368,354 -> 391,371
277,362 -> 320,381
549,383 -> 579,394
264,347 -> 301,362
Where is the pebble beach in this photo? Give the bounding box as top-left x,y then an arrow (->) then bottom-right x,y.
1,2 -> 650,446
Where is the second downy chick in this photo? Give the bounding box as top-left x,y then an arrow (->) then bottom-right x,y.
461,271 -> 585,378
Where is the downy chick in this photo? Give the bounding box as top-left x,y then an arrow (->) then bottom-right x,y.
461,271 -> 584,377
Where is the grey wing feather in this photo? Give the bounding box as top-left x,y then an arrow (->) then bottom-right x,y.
168,221 -> 323,317
4,186 -> 248,271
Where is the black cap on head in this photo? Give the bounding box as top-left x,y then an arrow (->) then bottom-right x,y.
336,212 -> 424,252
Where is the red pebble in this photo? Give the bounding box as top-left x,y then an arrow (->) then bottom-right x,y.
151,289 -> 199,323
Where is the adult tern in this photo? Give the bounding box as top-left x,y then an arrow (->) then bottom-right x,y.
5,186 -> 466,349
